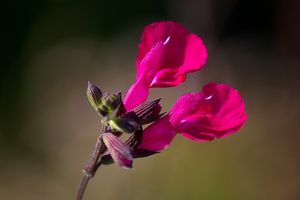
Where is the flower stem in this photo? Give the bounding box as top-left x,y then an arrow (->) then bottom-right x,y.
83,136 -> 104,177
75,175 -> 90,200
75,123 -> 107,200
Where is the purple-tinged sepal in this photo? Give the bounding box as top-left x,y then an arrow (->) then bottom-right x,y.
132,98 -> 163,124
100,148 -> 158,165
86,81 -> 103,112
102,133 -> 133,169
121,98 -> 163,125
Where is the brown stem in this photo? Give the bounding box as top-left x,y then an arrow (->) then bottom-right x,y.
75,128 -> 106,200
75,175 -> 90,200
83,136 -> 104,177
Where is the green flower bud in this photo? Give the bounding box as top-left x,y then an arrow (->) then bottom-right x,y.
86,81 -> 103,112
102,92 -> 122,112
98,104 -> 109,116
109,117 -> 141,134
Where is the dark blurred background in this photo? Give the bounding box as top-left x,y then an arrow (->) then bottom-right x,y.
1,0 -> 300,199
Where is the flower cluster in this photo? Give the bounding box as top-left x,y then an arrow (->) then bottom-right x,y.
87,21 -> 247,169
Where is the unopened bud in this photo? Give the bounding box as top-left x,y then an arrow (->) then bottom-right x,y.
86,81 -> 103,112
98,104 -> 109,116
102,92 -> 122,112
109,117 -> 141,134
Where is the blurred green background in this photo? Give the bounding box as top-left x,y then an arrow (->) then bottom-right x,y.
1,0 -> 300,199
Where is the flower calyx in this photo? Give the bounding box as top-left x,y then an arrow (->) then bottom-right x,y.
132,98 -> 163,125
102,132 -> 133,168
108,98 -> 163,134
108,117 -> 141,134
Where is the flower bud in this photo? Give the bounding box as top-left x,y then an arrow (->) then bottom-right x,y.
86,81 -> 103,112
102,92 -> 122,112
109,117 -> 141,134
98,104 -> 109,116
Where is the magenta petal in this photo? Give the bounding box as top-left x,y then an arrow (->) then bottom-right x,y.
137,21 -> 190,69
150,69 -> 186,87
177,34 -> 207,75
180,131 -> 215,142
139,115 -> 177,152
169,92 -> 203,126
102,133 -> 133,169
124,81 -> 150,111
124,41 -> 165,110
136,21 -> 207,88
150,34 -> 207,88
136,41 -> 165,83
169,82 -> 247,141
177,116 -> 245,141
125,21 -> 208,109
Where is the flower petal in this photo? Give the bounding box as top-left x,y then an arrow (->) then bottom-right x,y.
177,34 -> 207,75
180,131 -> 215,142
139,115 -> 177,152
125,21 -> 208,110
124,41 -> 165,110
169,83 -> 247,141
150,69 -> 186,87
123,81 -> 150,111
136,21 -> 207,88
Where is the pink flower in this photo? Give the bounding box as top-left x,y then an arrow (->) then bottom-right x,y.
124,21 -> 208,110
138,115 -> 177,152
139,83 -> 247,152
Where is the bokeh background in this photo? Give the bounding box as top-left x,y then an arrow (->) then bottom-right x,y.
1,0 -> 300,199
